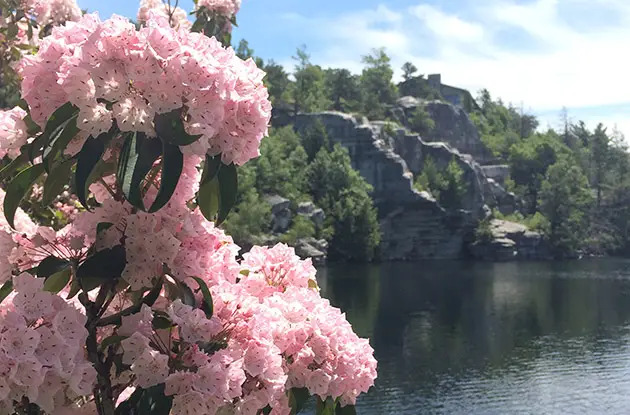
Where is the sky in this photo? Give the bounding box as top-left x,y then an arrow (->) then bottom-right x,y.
77,0 -> 630,137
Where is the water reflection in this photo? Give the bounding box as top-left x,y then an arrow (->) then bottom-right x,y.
317,259 -> 630,414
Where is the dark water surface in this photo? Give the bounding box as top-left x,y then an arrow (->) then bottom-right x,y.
316,259 -> 630,414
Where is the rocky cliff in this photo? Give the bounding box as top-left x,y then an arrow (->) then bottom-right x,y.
294,98 -> 537,261
295,112 -> 478,260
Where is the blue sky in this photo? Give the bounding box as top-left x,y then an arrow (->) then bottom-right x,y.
77,0 -> 630,137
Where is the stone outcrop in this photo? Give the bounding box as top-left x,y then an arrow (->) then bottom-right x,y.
297,202 -> 325,229
294,237 -> 328,265
264,194 -> 292,233
394,97 -> 495,164
470,219 -> 549,261
295,112 -> 478,260
391,98 -> 518,215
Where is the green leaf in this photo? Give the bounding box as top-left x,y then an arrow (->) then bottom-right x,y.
41,103 -> 78,143
198,174 -> 220,222
7,23 -> 18,39
201,154 -> 221,183
0,280 -> 13,304
75,135 -> 106,209
117,132 -> 162,211
0,152 -> 27,180
42,114 -> 79,170
148,141 -> 183,213
3,163 -> 45,229
28,133 -> 48,163
66,278 -> 81,300
289,388 -> 311,415
316,397 -> 336,415
97,222 -> 114,235
154,109 -> 202,146
217,162 -> 238,225
115,384 -> 172,415
152,314 -> 174,330
100,335 -> 128,351
197,155 -> 222,222
23,114 -> 41,136
335,404 -> 357,415
190,276 -> 213,319
42,158 -> 74,205
37,256 -> 70,278
77,246 -> 126,291
43,268 -> 71,293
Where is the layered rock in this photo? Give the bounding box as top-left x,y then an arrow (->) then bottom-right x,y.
470,219 -> 549,261
394,97 -> 495,164
295,112 -> 477,260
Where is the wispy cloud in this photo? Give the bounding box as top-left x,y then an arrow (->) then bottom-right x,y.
278,0 -> 630,134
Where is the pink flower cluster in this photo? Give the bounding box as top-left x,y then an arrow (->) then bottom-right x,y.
0,107 -> 29,160
0,189 -> 36,284
0,273 -> 96,413
197,0 -> 242,17
17,12 -> 271,165
137,0 -> 192,30
22,0 -> 82,26
116,242 -> 376,414
1,169 -> 377,413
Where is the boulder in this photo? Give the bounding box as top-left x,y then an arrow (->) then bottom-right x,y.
264,194 -> 292,233
297,202 -> 326,228
294,237 -> 327,265
471,219 -> 549,261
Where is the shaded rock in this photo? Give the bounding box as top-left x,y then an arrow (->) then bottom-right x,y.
295,112 -> 477,260
297,202 -> 326,228
471,219 -> 549,261
294,238 -> 327,264
393,97 -> 495,164
481,165 -> 510,186
264,194 -> 292,233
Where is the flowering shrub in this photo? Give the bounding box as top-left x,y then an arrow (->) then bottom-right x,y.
0,5 -> 377,415
137,0 -> 192,30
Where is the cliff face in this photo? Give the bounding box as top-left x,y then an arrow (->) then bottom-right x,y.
295,112 -> 478,260
294,99 -> 539,261
394,97 -> 495,164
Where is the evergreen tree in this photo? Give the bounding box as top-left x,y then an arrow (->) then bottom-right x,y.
360,48 -> 398,120
590,123 -> 610,207
402,62 -> 418,81
307,145 -> 381,261
323,68 -> 363,113
540,156 -> 593,257
292,46 -> 330,115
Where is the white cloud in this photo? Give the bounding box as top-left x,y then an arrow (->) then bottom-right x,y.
281,0 -> 630,134
410,4 -> 485,43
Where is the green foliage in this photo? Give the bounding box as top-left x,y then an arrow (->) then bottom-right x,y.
508,132 -> 565,214
408,105 -> 435,136
475,217 -> 494,244
401,62 -> 418,81
222,186 -> 271,246
540,156 -> 594,257
255,127 -> 309,201
301,120 -> 330,162
280,216 -> 316,245
307,145 -> 380,261
359,48 -> 397,120
264,60 -> 292,109
324,68 -> 363,113
292,46 -> 330,114
414,157 -> 466,209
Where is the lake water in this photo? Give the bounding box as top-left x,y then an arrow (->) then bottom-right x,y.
316,259 -> 630,414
